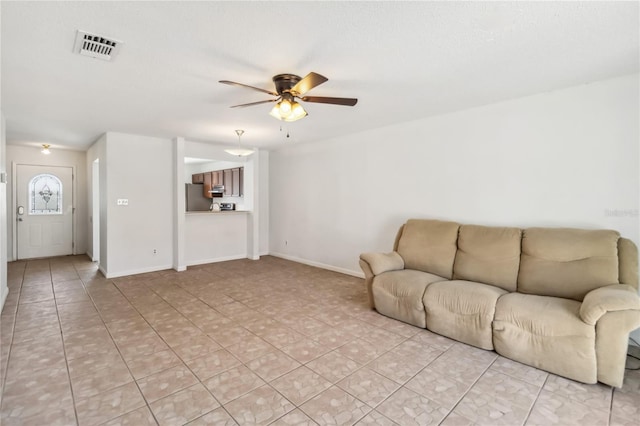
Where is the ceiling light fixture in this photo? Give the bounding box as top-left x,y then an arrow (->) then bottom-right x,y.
269,95 -> 307,122
41,144 -> 51,155
224,130 -> 254,157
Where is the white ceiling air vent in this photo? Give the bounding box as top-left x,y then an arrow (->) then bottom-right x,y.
73,30 -> 122,61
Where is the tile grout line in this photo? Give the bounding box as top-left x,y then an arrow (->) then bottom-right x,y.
0,263 -> 25,414
522,370 -> 551,426
105,273 -> 264,423
134,274 -> 388,425
51,259 -> 83,426
5,256 -> 633,426
75,266 -> 162,425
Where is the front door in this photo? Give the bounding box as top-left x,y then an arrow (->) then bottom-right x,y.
16,164 -> 73,259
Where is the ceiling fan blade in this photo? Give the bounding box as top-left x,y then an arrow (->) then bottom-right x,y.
291,72 -> 328,96
230,99 -> 278,108
300,96 -> 358,106
219,80 -> 278,96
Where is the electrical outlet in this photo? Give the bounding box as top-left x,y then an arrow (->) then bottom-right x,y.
117,199 -> 129,206
153,249 -> 157,254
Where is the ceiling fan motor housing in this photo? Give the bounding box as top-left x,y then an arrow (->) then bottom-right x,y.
273,74 -> 302,95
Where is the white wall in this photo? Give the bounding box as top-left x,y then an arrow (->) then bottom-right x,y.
270,74 -> 639,277
5,145 -> 88,261
259,151 -> 269,255
103,132 -> 173,277
0,112 -> 8,309
87,134 -> 107,270
185,213 -> 248,265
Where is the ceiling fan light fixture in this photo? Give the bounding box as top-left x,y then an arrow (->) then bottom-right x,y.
269,99 -> 307,122
290,102 -> 307,121
269,104 -> 283,120
279,99 -> 292,115
224,129 -> 254,157
41,144 -> 51,155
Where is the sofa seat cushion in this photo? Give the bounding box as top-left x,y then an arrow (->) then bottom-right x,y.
493,293 -> 596,384
372,269 -> 446,328
423,280 -> 507,350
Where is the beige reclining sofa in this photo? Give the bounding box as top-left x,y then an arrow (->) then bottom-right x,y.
360,219 -> 640,387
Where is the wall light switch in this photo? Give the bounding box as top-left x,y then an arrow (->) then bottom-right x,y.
117,199 -> 129,206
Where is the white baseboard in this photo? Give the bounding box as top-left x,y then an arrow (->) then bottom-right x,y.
186,254 -> 248,267
0,285 -> 8,311
269,252 -> 364,278
104,264 -> 174,279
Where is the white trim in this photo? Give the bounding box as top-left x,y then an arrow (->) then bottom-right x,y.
186,254 -> 248,267
269,252 -> 365,278
103,264 -> 173,279
12,163 -> 76,259
0,286 -> 8,310
11,162 -> 16,260
72,165 -> 77,255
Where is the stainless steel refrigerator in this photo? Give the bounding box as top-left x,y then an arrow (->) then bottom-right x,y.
185,184 -> 211,211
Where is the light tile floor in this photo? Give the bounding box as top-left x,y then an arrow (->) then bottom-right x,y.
1,255 -> 639,426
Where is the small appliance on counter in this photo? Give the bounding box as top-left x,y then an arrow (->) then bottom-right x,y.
219,203 -> 235,211
210,202 -> 221,212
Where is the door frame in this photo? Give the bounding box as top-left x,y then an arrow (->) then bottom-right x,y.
11,162 -> 77,260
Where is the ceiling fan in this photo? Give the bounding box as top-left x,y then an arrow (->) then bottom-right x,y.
219,72 -> 358,122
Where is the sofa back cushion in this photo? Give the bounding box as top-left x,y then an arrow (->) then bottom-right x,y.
397,219 -> 460,279
518,227 -> 620,301
453,225 -> 522,292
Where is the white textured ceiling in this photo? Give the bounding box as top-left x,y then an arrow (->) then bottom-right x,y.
1,1 -> 638,152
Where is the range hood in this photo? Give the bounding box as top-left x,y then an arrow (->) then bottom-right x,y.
209,184 -> 224,197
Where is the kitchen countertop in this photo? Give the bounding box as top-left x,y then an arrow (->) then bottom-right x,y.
185,210 -> 250,215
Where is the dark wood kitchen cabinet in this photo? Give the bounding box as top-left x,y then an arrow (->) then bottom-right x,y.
212,170 -> 223,187
223,169 -> 233,196
197,167 -> 244,198
203,172 -> 213,198
231,168 -> 241,196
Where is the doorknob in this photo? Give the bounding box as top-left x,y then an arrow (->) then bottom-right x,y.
17,206 -> 24,215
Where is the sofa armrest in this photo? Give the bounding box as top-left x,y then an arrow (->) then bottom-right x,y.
360,252 -> 404,276
579,284 -> 640,325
